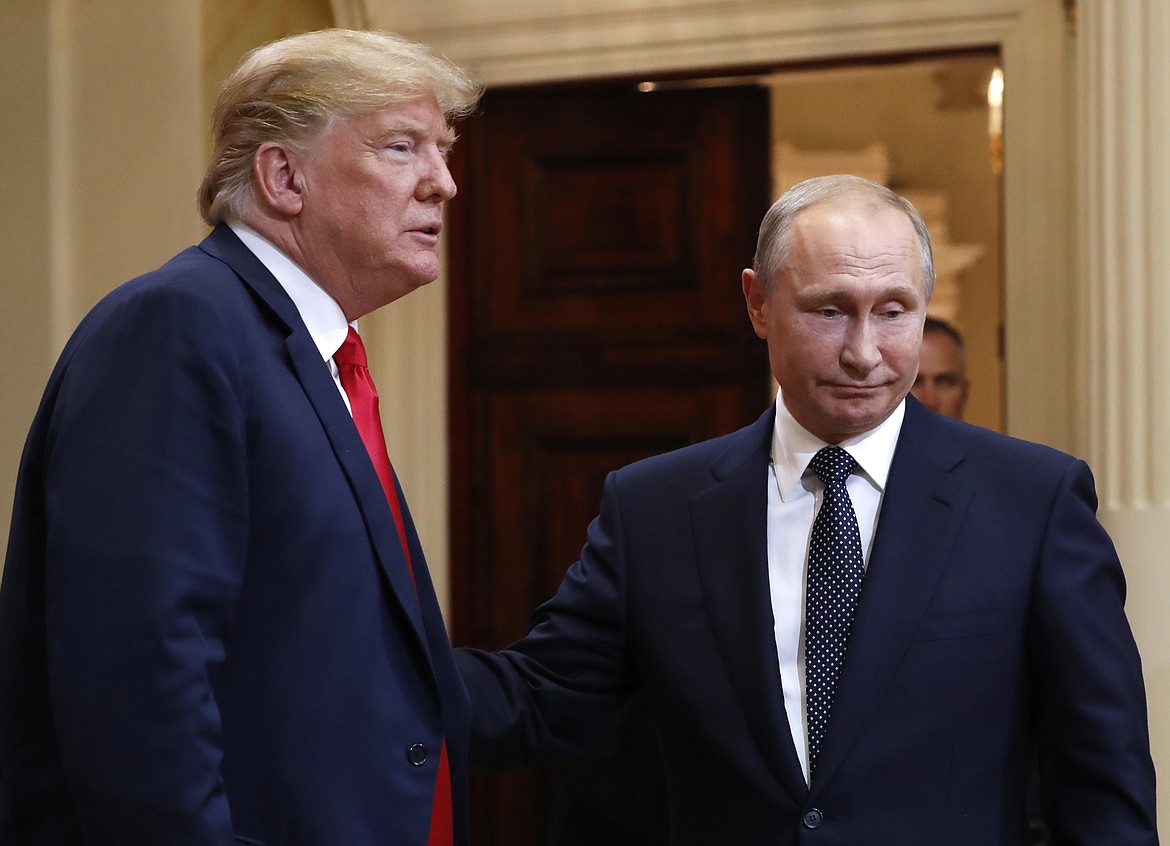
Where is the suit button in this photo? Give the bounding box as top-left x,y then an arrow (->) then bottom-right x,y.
407,743 -> 428,766
802,808 -> 824,829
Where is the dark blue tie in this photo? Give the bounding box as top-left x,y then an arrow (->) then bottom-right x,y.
805,446 -> 865,772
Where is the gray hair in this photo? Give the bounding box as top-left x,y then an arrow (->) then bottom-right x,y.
198,29 -> 482,226
752,174 -> 935,298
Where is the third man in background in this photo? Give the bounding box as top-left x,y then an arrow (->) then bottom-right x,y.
911,315 -> 969,418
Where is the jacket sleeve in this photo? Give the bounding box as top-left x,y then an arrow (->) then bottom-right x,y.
457,470 -> 634,770
42,283 -> 247,844
1029,459 -> 1159,845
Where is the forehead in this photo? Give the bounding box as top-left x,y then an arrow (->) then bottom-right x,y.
325,97 -> 454,147
785,201 -> 923,292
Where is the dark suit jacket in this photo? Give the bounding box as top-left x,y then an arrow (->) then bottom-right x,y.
0,225 -> 469,845
458,399 -> 1158,845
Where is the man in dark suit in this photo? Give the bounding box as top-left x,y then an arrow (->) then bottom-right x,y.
0,29 -> 480,845
457,175 -> 1159,844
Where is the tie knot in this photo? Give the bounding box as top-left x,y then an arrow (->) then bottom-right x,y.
809,446 -> 855,487
334,327 -> 368,369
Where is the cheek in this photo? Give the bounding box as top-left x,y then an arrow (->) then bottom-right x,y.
887,332 -> 923,368
773,336 -> 836,383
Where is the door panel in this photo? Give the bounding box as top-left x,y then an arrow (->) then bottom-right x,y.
477,386 -> 749,639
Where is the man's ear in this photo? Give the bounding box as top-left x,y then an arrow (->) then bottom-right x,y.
742,267 -> 769,340
252,142 -> 305,217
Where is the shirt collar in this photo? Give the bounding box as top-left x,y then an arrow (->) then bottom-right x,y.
228,220 -> 351,361
770,389 -> 906,502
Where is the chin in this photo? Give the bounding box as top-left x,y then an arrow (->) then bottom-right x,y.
408,264 -> 442,288
830,406 -> 893,437
393,270 -> 439,294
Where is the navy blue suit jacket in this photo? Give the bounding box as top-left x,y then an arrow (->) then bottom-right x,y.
0,225 -> 469,844
458,399 -> 1158,845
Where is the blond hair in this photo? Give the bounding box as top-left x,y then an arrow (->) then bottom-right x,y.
198,29 -> 482,225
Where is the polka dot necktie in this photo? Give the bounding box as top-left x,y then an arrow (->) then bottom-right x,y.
805,445 -> 865,773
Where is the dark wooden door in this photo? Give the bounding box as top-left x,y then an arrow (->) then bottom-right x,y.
447,81 -> 771,846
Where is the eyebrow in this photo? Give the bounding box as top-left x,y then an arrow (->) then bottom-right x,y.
802,284 -> 921,305
376,121 -> 456,150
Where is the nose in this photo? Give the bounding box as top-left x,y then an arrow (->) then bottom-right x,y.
840,318 -> 882,375
418,149 -> 457,202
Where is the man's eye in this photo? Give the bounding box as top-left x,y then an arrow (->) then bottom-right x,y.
817,308 -> 840,318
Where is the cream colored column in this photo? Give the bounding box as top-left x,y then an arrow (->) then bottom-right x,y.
1076,0 -> 1170,825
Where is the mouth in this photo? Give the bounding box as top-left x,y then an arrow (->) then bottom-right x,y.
825,382 -> 884,396
413,222 -> 442,238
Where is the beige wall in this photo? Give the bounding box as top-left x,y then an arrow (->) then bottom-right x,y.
0,4 -> 53,558
0,0 -> 206,563
202,0 -> 333,132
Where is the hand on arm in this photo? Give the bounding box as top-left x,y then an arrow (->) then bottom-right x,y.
458,472 -> 634,771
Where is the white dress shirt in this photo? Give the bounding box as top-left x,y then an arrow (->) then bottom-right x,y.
228,221 -> 354,411
766,390 -> 905,784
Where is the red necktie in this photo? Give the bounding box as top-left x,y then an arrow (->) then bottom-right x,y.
333,326 -> 453,846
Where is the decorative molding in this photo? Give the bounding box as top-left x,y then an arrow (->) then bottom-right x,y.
363,0 -> 1031,85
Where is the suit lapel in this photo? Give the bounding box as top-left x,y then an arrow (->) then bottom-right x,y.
808,399 -> 972,793
199,226 -> 429,651
691,408 -> 810,805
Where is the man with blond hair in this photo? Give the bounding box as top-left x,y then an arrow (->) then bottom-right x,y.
0,29 -> 480,845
